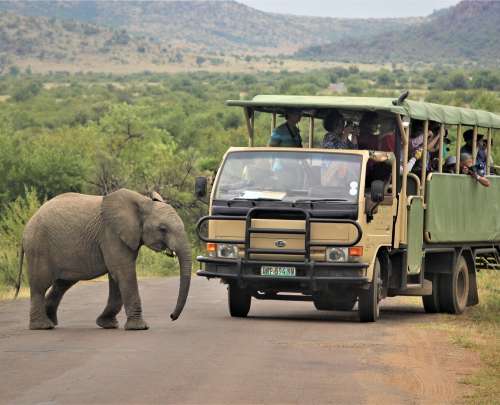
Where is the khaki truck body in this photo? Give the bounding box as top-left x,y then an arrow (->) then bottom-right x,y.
196,95 -> 500,322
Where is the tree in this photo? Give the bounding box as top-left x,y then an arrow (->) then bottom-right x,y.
12,81 -> 42,102
376,70 -> 394,87
196,56 -> 206,66
8,66 -> 20,76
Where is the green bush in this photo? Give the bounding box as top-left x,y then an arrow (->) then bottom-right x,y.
0,189 -> 41,290
136,248 -> 179,277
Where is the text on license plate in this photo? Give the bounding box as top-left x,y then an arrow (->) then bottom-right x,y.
260,266 -> 296,277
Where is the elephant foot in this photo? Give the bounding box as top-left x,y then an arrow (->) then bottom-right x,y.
96,316 -> 119,329
124,318 -> 149,330
46,308 -> 58,326
29,318 -> 55,330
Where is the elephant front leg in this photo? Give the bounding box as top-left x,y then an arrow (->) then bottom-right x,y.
110,266 -> 148,330
96,274 -> 123,329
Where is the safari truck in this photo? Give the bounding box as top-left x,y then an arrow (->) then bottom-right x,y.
194,95 -> 500,322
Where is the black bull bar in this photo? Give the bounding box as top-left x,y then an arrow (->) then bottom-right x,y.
196,207 -> 363,258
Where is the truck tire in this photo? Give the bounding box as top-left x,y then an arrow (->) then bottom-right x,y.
358,258 -> 381,322
228,282 -> 251,317
439,255 -> 469,314
313,292 -> 357,311
422,273 -> 441,313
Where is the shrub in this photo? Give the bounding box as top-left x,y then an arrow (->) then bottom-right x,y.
0,189 -> 41,291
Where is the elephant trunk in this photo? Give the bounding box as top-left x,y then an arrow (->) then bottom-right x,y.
170,236 -> 192,321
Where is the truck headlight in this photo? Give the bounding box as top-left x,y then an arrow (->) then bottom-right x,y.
217,243 -> 239,259
326,246 -> 363,262
326,247 -> 347,262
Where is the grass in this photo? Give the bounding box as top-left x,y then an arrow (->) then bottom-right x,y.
0,285 -> 29,300
461,270 -> 499,405
438,270 -> 500,405
15,57 -> 392,75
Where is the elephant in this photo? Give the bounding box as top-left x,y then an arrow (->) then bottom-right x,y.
15,188 -> 192,330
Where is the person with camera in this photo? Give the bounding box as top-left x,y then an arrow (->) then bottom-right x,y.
460,153 -> 490,187
461,129 -> 487,175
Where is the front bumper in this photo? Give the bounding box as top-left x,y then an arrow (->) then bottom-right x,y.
196,256 -> 369,290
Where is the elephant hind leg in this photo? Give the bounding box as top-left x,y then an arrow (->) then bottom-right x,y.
45,279 -> 77,326
30,286 -> 54,330
96,274 -> 123,329
28,260 -> 55,330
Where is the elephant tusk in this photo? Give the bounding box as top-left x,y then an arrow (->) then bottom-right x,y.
164,248 -> 176,258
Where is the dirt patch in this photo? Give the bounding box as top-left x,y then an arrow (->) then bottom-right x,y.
378,324 -> 480,404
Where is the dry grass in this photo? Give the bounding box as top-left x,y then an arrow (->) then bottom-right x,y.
428,271 -> 500,405
0,286 -> 28,300
13,57 -> 391,75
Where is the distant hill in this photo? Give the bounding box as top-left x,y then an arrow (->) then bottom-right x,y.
296,0 -> 500,64
0,0 -> 417,53
0,11 -> 187,73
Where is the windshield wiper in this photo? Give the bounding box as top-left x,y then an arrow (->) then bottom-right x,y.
231,197 -> 284,201
294,198 -> 349,203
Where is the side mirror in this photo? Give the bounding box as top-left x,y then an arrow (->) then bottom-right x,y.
370,180 -> 385,203
194,176 -> 208,198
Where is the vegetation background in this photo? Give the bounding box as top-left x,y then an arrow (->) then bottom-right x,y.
1,65 -> 500,286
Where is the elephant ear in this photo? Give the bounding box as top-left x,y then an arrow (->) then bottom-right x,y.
150,191 -> 164,203
102,189 -> 146,251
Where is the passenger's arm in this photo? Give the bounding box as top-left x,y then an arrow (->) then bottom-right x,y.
475,174 -> 491,187
427,132 -> 441,152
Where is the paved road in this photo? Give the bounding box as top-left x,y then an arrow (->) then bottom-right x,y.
0,277 -> 477,405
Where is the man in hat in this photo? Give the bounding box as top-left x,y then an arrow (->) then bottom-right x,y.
443,155 -> 457,173
269,108 -> 303,147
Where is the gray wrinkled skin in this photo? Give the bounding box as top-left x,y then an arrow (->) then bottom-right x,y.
21,188 -> 191,330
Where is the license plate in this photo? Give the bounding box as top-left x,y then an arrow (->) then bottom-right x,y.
260,266 -> 296,277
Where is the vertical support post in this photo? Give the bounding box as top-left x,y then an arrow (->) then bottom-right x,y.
420,120 -> 429,196
455,124 -> 462,174
271,112 -> 276,133
438,124 -> 444,173
396,115 -> 409,245
244,107 -> 254,147
308,116 -> 314,148
250,113 -> 255,147
472,126 -> 478,164
486,127 -> 492,175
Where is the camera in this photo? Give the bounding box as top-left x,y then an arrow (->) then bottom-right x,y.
466,163 -> 483,177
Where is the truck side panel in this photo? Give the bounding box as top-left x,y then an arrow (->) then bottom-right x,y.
425,173 -> 500,243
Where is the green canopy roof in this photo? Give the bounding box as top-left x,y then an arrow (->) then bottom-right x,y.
226,95 -> 500,129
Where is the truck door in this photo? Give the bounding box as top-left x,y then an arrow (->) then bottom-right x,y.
406,196 -> 424,276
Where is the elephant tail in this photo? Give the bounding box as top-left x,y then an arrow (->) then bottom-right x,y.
14,245 -> 24,299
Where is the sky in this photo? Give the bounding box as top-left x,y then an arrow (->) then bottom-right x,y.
238,0 -> 462,18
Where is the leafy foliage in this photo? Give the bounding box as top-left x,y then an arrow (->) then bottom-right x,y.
0,66 -> 500,290
0,189 -> 41,290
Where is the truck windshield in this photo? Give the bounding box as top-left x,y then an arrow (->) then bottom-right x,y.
215,151 -> 362,203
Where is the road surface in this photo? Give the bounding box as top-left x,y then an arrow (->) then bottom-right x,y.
0,277 -> 478,404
